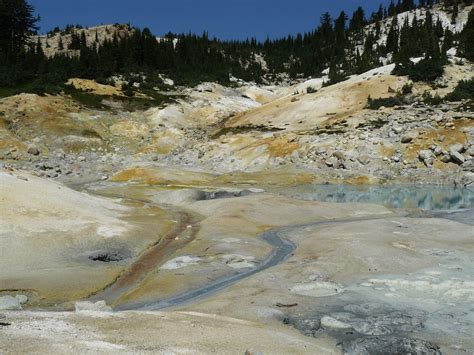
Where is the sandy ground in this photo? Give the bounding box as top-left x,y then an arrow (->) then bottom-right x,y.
0,170 -> 175,306
0,310 -> 337,354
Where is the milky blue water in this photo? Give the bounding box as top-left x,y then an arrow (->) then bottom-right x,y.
276,185 -> 474,211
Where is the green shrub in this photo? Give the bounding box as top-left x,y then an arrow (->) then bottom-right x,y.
392,57 -> 445,82
401,82 -> 413,95
422,91 -> 443,105
445,78 -> 474,101
64,86 -> 106,109
121,83 -> 135,97
322,75 -> 348,88
366,95 -> 404,109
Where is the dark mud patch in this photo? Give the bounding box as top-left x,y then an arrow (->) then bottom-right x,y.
343,336 -> 441,354
86,249 -> 132,263
89,252 -> 126,263
282,302 -> 441,354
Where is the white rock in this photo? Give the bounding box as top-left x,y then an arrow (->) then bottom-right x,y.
450,143 -> 464,153
418,150 -> 433,161
227,261 -> 255,269
221,254 -> 256,269
290,281 -> 344,297
27,145 -> 40,156
321,316 -> 352,329
466,146 -> 474,157
392,126 -> 403,134
0,295 -> 22,310
450,151 -> 465,165
440,154 -> 451,163
15,294 -> 28,304
160,255 -> 201,270
358,154 -> 371,166
401,131 -> 418,143
75,300 -> 113,313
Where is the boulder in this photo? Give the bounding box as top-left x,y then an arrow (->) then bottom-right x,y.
450,151 -> 465,165
434,146 -> 443,156
332,151 -> 346,160
315,146 -> 327,155
440,154 -> 451,163
392,126 -> 403,134
325,157 -> 339,167
401,131 -> 418,144
419,150 -> 433,161
449,143 -> 464,154
419,150 -> 434,166
467,146 -> 474,157
27,145 -> 40,156
357,154 -> 371,166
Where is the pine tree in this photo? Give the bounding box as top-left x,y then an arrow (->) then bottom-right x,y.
69,32 -> 81,50
80,31 -> 87,48
451,1 -> 459,24
0,0 -> 39,57
36,37 -> 43,56
402,0 -> 415,11
459,9 -> 474,60
435,17 -> 444,38
388,0 -> 396,16
386,16 -> 399,54
442,29 -> 454,53
334,11 -> 347,57
349,7 -> 366,33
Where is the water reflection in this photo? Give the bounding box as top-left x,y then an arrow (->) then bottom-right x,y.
276,185 -> 474,211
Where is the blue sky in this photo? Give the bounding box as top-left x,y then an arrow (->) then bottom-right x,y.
31,0 -> 392,40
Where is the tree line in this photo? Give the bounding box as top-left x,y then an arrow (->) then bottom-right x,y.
0,0 -> 473,92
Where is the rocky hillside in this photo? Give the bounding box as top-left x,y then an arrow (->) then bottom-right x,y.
364,2 -> 473,48
0,54 -> 472,187
0,1 -> 472,187
36,24 -> 134,58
